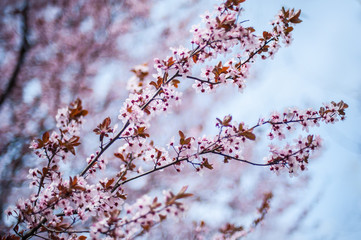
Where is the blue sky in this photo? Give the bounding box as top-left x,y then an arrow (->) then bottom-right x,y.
232,0 -> 361,239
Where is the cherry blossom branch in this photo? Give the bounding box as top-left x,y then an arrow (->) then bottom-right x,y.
210,142 -> 314,167
210,151 -> 271,166
35,149 -> 57,198
111,137 -> 315,192
242,38 -> 275,65
111,158 -> 184,192
80,72 -> 180,177
41,224 -> 89,234
186,75 -> 221,85
9,2 -> 340,239
20,218 -> 47,240
112,101 -> 347,191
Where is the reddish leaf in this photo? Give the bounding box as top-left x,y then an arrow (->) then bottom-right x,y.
242,131 -> 256,141
114,153 -> 125,161
192,54 -> 199,63
202,158 -> 213,170
179,131 -> 185,140
289,9 -> 302,23
159,214 -> 167,221
150,81 -> 158,89
42,132 -> 49,143
171,79 -> 180,88
106,178 -> 115,188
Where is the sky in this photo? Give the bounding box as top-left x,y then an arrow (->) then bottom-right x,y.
226,0 -> 361,239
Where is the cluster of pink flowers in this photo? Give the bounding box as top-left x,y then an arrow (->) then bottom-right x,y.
90,189 -> 187,239
5,1 -> 348,239
262,101 -> 347,140
267,135 -> 322,176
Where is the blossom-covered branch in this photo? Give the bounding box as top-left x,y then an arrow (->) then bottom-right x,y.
4,1 -> 348,239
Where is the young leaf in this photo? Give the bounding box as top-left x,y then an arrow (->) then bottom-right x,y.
243,131 -> 256,141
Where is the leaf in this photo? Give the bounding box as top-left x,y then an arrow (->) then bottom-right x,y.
222,115 -> 232,127
106,178 -> 115,188
114,153 -> 125,161
225,0 -> 246,9
247,27 -> 255,33
183,137 -> 191,145
284,26 -> 294,36
176,186 -> 193,199
179,130 -> 185,144
144,107 -> 151,115
80,109 -> 88,117
202,158 -> 213,170
289,9 -> 302,24
178,186 -> 188,195
136,126 -> 150,138
78,236 -> 87,240
262,31 -> 272,40
238,123 -> 244,131
141,224 -> 151,232
42,132 -> 49,143
167,57 -> 175,67
42,167 -> 48,176
103,117 -> 111,127
171,79 -> 180,88
159,214 -> 167,221
307,135 -> 314,146
70,176 -> 77,187
150,81 -> 158,89
177,193 -> 194,199
242,131 -> 256,141
192,54 -> 199,63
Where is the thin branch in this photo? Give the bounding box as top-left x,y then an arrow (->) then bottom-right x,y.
41,224 -> 89,234
241,38 -> 275,66
32,234 -> 49,240
21,218 -> 47,240
210,151 -> 271,166
186,75 -> 221,85
80,71 -> 179,177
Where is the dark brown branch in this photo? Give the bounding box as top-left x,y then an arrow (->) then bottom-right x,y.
21,218 -> 47,240
186,75 -> 221,85
80,73 -> 178,177
0,1 -> 30,107
211,151 -> 271,166
241,38 -> 275,66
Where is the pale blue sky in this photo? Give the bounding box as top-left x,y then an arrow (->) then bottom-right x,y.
224,0 -> 361,239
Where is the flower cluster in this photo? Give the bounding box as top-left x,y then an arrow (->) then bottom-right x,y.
267,135 -> 322,176
9,175 -> 125,239
188,2 -> 302,93
90,187 -> 191,239
263,100 -> 348,140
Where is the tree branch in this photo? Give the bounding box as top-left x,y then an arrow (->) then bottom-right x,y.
0,0 -> 30,108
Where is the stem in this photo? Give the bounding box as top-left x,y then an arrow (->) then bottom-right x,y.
241,38 -> 275,66
21,218 -> 47,240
